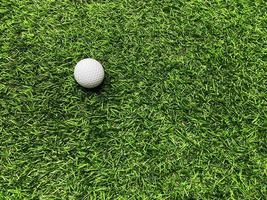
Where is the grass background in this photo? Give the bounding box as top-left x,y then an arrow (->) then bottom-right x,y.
0,0 -> 266,199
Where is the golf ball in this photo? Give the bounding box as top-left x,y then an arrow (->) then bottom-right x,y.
74,58 -> 105,88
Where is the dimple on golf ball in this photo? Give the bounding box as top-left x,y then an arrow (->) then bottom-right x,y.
74,58 -> 105,88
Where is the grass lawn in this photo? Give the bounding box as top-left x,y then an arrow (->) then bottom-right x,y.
0,0 -> 266,199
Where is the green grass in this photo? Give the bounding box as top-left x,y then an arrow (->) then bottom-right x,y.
0,0 -> 266,199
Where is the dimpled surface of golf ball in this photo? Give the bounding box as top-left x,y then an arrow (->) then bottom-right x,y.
74,58 -> 104,88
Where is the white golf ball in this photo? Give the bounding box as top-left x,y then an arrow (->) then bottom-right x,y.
74,58 -> 105,88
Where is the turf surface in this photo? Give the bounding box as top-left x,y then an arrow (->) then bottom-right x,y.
1,0 -> 266,199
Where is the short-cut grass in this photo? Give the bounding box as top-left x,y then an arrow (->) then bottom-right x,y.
0,0 -> 266,199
